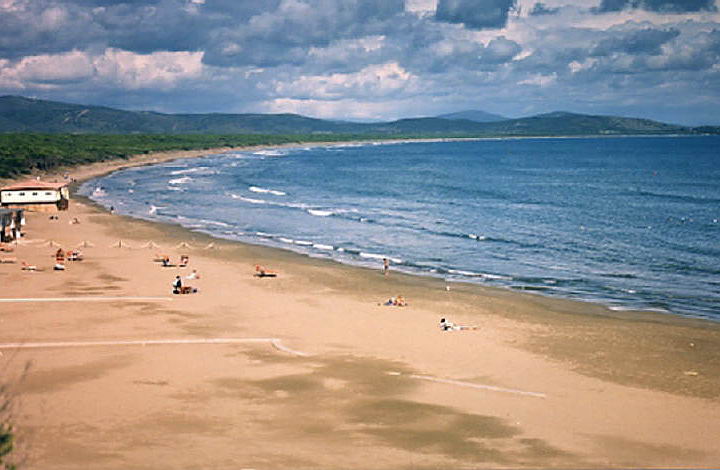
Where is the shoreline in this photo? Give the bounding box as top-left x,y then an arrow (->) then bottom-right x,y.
2,141 -> 720,468
73,140 -> 715,325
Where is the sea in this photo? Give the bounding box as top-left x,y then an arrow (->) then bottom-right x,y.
79,136 -> 720,322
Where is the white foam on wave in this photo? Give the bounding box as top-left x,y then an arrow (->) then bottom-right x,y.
253,149 -> 288,157
167,186 -> 185,191
308,209 -> 333,217
198,219 -> 231,228
231,194 -> 267,204
170,167 -> 209,175
168,176 -> 192,185
468,234 -> 487,241
278,237 -> 294,244
313,243 -> 334,251
360,252 -> 402,264
448,269 -> 483,277
250,186 -> 286,196
293,240 -> 313,246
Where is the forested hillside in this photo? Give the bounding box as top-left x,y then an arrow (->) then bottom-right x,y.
0,133 -> 369,179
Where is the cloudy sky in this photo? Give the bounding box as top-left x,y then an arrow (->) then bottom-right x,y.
1,0 -> 719,125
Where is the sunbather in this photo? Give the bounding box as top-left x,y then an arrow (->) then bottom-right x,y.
21,261 -> 39,271
382,295 -> 408,307
254,264 -> 278,277
439,318 -> 479,331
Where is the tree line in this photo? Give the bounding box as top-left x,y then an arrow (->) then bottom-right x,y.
0,133 -> 384,179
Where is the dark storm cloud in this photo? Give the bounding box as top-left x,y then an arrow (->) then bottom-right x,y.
202,0 -> 406,67
0,0 -> 406,67
0,1 -> 101,59
435,0 -> 517,30
596,0 -> 717,13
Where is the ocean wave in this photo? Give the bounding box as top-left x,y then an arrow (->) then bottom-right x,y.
197,219 -> 232,228
168,176 -> 192,185
313,243 -> 334,251
231,194 -> 267,204
250,186 -> 286,196
170,167 -> 209,175
308,209 -> 333,217
253,149 -> 288,157
359,252 -> 402,263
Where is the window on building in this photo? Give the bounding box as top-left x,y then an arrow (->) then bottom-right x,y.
45,192 -> 52,196
32,192 -> 38,196
19,192 -> 25,196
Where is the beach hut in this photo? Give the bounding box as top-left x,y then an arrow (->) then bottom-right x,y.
0,208 -> 24,242
0,180 -> 70,212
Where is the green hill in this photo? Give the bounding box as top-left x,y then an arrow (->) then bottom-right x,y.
0,95 -> 702,137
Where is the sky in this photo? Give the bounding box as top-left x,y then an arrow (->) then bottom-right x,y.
1,0 -> 719,125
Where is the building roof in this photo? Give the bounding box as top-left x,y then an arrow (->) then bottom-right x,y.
1,180 -> 68,191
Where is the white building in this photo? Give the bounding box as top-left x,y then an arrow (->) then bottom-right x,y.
0,180 -> 70,212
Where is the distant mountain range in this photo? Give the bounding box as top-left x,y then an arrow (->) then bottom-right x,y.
435,110 -> 508,122
1,95 -> 717,137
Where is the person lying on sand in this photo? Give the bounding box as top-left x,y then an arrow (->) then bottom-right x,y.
439,318 -> 479,331
66,250 -> 83,261
254,265 -> 278,277
381,295 -> 408,307
186,269 -> 199,280
54,263 -> 66,271
21,261 -> 41,271
179,255 -> 189,267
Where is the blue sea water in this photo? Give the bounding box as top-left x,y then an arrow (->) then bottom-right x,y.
80,136 -> 720,321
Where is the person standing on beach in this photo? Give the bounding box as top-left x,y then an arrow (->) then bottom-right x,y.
383,258 -> 390,276
172,275 -> 182,294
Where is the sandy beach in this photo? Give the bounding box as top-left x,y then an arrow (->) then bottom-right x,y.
2,146 -> 720,469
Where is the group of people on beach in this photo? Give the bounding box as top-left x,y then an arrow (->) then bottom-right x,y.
158,253 -> 199,294
54,247 -> 84,270
380,256 -> 478,332
172,275 -> 197,295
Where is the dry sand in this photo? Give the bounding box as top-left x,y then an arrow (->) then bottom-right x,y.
1,147 -> 720,469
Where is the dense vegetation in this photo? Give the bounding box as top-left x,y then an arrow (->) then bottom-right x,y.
0,133 -> 383,179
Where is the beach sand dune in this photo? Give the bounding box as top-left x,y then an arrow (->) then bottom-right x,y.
2,149 -> 720,469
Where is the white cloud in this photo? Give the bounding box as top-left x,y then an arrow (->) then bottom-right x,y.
272,62 -> 418,100
93,49 -> 204,89
0,48 -> 204,91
